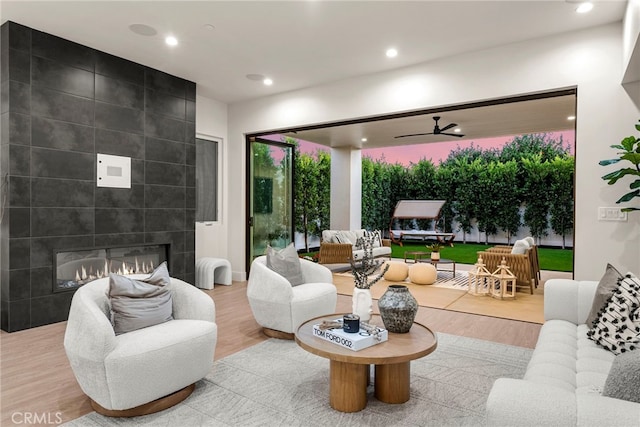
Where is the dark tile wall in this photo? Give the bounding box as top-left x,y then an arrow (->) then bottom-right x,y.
0,21 -> 197,332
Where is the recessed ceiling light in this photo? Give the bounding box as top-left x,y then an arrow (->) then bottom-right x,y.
576,2 -> 593,13
386,48 -> 398,58
129,24 -> 157,36
567,115 -> 576,120
263,78 -> 273,86
454,128 -> 462,133
203,24 -> 215,31
165,36 -> 178,46
361,138 -> 368,142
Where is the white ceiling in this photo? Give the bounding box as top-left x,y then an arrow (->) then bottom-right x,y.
0,1 -> 627,148
280,92 -> 577,148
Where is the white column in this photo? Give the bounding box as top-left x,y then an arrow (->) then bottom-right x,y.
330,147 -> 361,230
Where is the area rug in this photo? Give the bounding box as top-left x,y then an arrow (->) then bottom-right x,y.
62,334 -> 533,427
332,272 -> 545,324
336,269 -> 469,290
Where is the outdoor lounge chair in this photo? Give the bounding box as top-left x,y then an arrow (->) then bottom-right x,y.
477,242 -> 539,294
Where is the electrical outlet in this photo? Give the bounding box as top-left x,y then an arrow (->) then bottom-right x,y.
598,207 -> 628,221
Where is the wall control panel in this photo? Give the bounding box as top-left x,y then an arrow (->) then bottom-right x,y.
598,207 -> 628,222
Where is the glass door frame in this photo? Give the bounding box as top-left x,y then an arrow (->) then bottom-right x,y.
245,136 -> 296,274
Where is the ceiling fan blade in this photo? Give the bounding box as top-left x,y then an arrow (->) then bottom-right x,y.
439,123 -> 457,132
440,132 -> 465,138
394,132 -> 435,139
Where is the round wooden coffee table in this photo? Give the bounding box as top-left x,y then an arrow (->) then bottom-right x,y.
295,314 -> 437,412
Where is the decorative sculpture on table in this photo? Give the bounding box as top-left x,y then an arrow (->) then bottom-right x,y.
350,235 -> 389,323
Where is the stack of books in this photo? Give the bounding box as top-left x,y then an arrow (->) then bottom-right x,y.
312,319 -> 388,351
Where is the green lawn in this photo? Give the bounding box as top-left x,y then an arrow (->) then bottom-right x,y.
303,241 -> 574,272
390,242 -> 573,272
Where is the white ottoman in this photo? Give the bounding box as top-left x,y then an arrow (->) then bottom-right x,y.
196,258 -> 232,289
383,261 -> 409,282
408,263 -> 437,285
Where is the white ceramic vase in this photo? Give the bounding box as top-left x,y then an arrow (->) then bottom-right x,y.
352,288 -> 373,323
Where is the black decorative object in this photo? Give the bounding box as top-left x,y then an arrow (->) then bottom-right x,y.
378,285 -> 418,333
343,314 -> 360,333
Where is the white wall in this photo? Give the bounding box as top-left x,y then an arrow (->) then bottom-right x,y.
194,94 -> 234,273
223,22 -> 639,280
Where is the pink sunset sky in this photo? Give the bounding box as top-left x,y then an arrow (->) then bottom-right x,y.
300,130 -> 575,166
263,130 -> 575,166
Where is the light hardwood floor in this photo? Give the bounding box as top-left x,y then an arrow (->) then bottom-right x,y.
0,279 -> 543,426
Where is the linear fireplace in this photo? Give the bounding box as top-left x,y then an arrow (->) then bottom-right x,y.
54,244 -> 170,292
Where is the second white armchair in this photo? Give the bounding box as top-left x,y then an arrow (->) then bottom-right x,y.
247,256 -> 337,339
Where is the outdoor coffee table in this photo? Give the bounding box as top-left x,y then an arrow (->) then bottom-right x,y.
295,314 -> 437,413
420,257 -> 456,277
403,250 -> 430,263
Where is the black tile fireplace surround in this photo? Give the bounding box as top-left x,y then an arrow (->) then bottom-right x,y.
1,21 -> 197,332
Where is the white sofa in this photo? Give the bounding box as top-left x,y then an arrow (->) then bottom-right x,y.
320,229 -> 391,263
486,279 -> 640,426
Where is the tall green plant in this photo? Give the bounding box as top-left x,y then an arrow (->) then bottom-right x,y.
599,119 -> 640,212
492,160 -> 522,243
522,155 -> 551,240
451,158 -> 480,242
434,165 -> 457,233
473,160 -> 501,243
408,159 -> 437,230
549,156 -> 574,248
291,137 -> 331,251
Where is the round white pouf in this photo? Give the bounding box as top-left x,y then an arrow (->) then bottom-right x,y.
383,261 -> 409,282
408,263 -> 437,285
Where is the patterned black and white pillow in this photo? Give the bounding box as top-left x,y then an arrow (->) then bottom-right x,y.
587,274 -> 640,355
364,230 -> 383,248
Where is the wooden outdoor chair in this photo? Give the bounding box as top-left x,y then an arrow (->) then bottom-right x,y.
477,247 -> 537,294
486,244 -> 541,288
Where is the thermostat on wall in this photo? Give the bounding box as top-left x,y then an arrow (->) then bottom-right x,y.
97,153 -> 131,188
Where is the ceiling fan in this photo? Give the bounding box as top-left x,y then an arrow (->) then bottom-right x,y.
395,116 -> 465,139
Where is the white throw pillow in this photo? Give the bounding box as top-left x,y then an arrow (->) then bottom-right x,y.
511,239 -> 530,254
336,230 -> 357,246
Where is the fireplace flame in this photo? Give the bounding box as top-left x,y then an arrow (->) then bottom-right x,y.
72,257 -> 156,286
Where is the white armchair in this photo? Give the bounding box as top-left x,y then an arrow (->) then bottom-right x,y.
64,276 -> 217,416
247,256 -> 337,339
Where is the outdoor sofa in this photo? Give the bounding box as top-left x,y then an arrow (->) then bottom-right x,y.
319,229 -> 391,264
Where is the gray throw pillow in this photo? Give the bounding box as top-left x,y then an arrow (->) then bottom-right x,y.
108,261 -> 173,335
586,263 -> 623,326
603,350 -> 640,403
266,243 -> 304,286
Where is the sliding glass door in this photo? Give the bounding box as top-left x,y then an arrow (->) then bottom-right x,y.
247,138 -> 294,264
